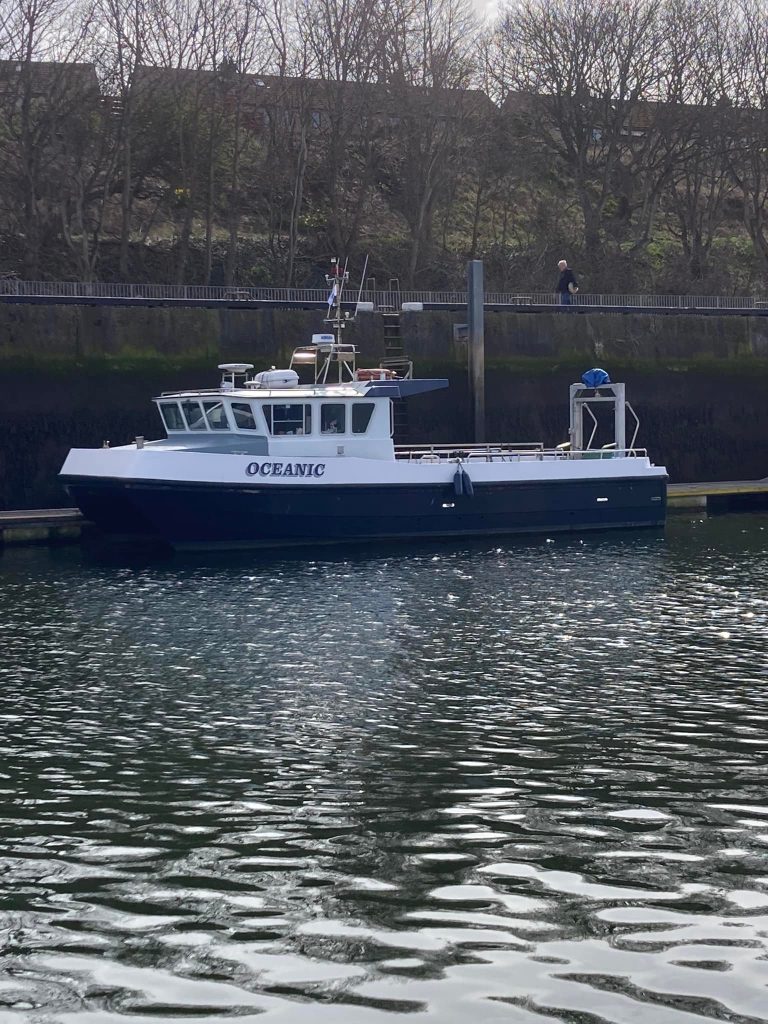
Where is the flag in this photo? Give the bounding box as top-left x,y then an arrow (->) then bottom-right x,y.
327,282 -> 337,306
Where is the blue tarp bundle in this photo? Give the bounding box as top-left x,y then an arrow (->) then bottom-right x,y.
581,368 -> 611,387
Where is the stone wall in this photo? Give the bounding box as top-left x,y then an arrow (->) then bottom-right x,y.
0,301 -> 766,509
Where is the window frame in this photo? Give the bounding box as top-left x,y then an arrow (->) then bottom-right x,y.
262,403 -> 311,436
159,401 -> 185,432
180,399 -> 208,431
320,403 -> 346,435
230,401 -> 258,430
202,400 -> 231,431
351,403 -> 375,434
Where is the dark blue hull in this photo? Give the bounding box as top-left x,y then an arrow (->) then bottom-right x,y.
62,475 -> 667,550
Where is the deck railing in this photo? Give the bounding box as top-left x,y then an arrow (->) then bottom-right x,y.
395,443 -> 649,462
1,277 -> 767,310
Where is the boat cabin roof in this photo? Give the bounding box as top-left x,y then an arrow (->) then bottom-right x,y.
155,379 -> 448,402
159,384 -> 366,400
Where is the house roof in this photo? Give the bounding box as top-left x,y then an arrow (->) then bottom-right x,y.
0,60 -> 99,96
133,64 -> 495,119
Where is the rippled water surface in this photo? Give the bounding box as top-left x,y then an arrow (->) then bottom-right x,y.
1,515 -> 768,1024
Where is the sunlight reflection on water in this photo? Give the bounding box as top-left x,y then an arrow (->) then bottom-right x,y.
0,514 -> 767,1022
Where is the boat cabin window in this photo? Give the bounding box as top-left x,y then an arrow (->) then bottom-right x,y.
203,401 -> 229,430
263,403 -> 311,436
352,403 -> 375,434
159,401 -> 185,431
321,403 -> 345,434
231,402 -> 257,430
181,400 -> 207,430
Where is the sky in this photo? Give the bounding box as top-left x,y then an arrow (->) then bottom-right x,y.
476,0 -> 500,22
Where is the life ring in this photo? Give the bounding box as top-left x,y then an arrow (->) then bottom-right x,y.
355,368 -> 398,381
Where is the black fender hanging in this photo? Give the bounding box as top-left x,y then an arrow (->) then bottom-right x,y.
453,466 -> 475,498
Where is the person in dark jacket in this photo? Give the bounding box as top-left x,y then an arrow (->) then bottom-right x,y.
556,260 -> 578,306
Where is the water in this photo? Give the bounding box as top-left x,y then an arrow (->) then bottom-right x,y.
1,515 -> 767,1024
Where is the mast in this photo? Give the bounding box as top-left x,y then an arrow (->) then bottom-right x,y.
325,256 -> 349,345
289,258 -> 359,385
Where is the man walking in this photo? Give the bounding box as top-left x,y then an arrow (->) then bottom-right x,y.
556,260 -> 579,306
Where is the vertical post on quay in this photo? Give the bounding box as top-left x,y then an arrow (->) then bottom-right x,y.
468,259 -> 485,442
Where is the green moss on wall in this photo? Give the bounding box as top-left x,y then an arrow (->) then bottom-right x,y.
2,301 -> 768,368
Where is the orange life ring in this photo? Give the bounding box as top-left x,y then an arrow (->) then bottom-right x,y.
355,368 -> 398,381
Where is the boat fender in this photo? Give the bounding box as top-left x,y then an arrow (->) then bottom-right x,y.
453,466 -> 475,497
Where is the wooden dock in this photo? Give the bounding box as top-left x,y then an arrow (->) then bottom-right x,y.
0,480 -> 766,547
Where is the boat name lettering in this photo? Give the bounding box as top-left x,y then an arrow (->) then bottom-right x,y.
246,461 -> 326,478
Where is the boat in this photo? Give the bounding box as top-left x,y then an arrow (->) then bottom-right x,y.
59,264 -> 667,550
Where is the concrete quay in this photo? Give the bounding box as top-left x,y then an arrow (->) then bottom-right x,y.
666,479 -> 768,510
0,508 -> 86,546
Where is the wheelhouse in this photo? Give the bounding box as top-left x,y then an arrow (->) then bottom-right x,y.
155,395 -> 383,438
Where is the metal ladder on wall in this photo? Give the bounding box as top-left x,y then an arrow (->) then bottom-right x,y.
381,309 -> 413,443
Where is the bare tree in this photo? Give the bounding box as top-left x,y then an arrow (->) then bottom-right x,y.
493,0 -> 664,262
242,0 -> 313,286
0,0 -> 97,276
138,0 -> 214,283
214,0 -> 272,285
93,0 -> 153,278
379,0 -> 481,285
55,70 -> 115,279
657,0 -> 737,284
298,0 -> 388,259
727,0 -> 768,275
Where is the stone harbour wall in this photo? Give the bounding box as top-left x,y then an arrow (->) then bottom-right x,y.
0,301 -> 766,509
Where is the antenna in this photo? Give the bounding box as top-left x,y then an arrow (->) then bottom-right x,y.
355,253 -> 369,309
324,256 -> 350,345
303,256 -> 359,384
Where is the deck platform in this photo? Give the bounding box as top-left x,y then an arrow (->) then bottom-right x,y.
0,507 -> 86,546
1,480 -> 766,547
668,479 -> 768,510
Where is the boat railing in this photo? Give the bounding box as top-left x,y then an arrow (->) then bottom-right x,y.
159,388 -> 225,398
395,443 -> 649,462
396,442 -> 543,461
567,447 -> 648,460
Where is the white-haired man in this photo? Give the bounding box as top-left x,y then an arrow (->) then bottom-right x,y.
556,260 -> 578,306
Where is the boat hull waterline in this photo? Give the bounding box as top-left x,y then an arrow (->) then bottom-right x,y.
62,473 -> 667,550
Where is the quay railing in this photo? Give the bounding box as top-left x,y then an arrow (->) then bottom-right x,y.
0,277 -> 767,311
